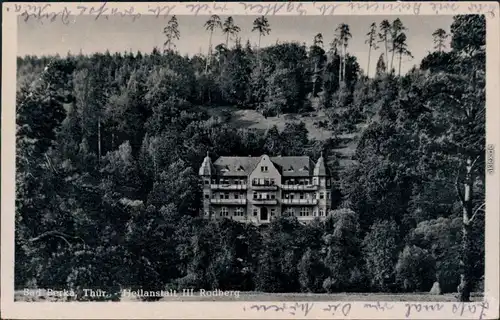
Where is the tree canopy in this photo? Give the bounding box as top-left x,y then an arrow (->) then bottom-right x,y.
15,15 -> 485,301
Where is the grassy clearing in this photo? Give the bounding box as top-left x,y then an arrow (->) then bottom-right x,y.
15,290 -> 483,302
202,106 -> 334,141
157,292 -> 483,302
200,105 -> 360,164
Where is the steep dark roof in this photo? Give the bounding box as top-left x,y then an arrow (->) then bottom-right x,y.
270,156 -> 314,177
212,156 -> 318,177
213,157 -> 261,176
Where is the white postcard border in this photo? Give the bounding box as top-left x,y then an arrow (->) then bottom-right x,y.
2,2 -> 499,319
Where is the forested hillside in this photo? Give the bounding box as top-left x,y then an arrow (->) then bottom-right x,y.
15,15 -> 485,301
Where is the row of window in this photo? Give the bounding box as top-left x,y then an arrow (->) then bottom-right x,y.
283,192 -> 330,200
204,208 -> 329,218
253,192 -> 276,200
206,193 -> 246,200
207,178 -> 247,185
284,178 -> 328,186
204,178 -> 333,187
204,207 -> 260,217
205,192 -> 331,200
284,207 -> 327,217
252,178 -> 276,186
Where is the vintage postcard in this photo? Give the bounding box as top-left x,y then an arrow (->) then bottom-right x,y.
2,1 -> 499,319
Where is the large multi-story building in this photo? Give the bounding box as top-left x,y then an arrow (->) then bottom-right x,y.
198,153 -> 332,224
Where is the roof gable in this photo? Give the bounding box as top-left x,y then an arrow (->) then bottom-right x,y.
249,155 -> 281,177
212,155 -> 326,177
213,156 -> 261,176
270,156 -> 314,176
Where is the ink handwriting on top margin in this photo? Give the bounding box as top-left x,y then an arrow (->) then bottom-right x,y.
238,2 -> 306,15
147,4 -> 176,18
346,2 -> 422,15
185,2 -> 230,16
467,3 -> 497,17
8,1 -> 500,24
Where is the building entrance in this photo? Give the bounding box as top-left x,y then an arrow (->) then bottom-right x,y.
260,207 -> 268,221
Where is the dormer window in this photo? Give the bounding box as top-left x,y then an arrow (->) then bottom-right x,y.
299,166 -> 308,171
285,166 -> 294,172
236,165 -> 245,172
220,166 -> 230,173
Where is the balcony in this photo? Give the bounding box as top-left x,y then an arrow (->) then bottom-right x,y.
251,183 -> 278,191
281,199 -> 318,205
281,184 -> 318,191
211,184 -> 247,190
210,198 -> 247,205
252,198 -> 278,205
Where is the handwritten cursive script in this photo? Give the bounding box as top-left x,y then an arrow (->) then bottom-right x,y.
6,2 -> 497,26
404,301 -> 489,319
243,300 -> 491,319
244,302 -> 314,317
322,302 -> 352,316
364,301 -> 395,311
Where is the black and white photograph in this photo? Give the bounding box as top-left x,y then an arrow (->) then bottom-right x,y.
2,1 -> 499,319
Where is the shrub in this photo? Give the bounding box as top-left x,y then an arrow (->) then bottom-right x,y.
362,219 -> 400,292
395,245 -> 436,292
298,248 -> 327,293
176,272 -> 202,291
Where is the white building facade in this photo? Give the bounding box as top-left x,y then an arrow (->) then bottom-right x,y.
198,153 -> 332,224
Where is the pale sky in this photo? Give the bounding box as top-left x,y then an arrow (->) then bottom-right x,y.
18,15 -> 454,75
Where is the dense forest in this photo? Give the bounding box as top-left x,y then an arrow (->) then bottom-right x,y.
15,15 -> 485,301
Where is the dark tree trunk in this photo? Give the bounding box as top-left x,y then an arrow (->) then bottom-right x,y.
257,33 -> 262,68
367,44 -> 372,78
384,39 -> 389,70
205,30 -> 213,73
458,223 -> 473,302
398,52 -> 402,76
338,46 -> 343,87
390,43 -> 395,73
97,117 -> 101,166
458,157 -> 474,302
312,59 -> 319,97
342,45 -> 347,82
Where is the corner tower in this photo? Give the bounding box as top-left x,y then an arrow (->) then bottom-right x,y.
199,151 -> 214,218
313,152 -> 330,216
